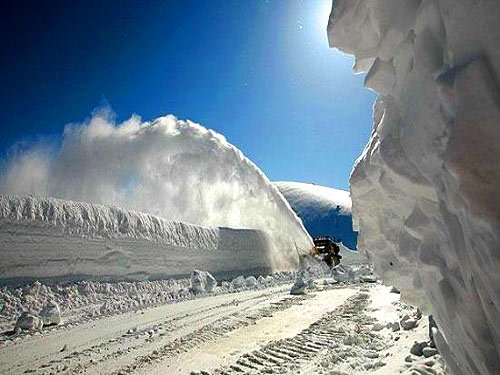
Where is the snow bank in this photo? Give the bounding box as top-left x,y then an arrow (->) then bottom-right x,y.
328,1 -> 500,374
0,270 -> 303,329
0,113 -> 313,272
0,195 -> 271,282
274,181 -> 357,249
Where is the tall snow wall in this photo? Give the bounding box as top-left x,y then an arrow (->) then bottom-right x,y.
0,114 -> 313,274
0,195 -> 272,283
328,1 -> 500,374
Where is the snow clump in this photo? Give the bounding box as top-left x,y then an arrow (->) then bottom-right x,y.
190,270 -> 217,294
40,301 -> 61,326
15,312 -> 43,332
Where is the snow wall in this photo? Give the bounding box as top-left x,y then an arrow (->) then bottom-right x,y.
0,113 -> 313,277
274,181 -> 357,250
0,195 -> 272,284
328,1 -> 500,374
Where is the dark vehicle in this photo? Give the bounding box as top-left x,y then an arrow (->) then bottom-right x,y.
312,237 -> 342,268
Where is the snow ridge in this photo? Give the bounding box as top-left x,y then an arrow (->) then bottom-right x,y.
0,195 -> 219,249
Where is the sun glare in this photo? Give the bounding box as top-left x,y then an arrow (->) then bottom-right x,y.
315,0 -> 332,41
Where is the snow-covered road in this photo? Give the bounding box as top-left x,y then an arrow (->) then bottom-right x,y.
0,282 -> 447,375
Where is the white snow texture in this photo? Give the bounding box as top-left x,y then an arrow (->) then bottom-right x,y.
328,1 -> 500,374
0,113 -> 313,280
274,181 -> 358,249
0,195 -> 275,282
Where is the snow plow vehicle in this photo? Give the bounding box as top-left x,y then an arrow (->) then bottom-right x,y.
312,237 -> 342,268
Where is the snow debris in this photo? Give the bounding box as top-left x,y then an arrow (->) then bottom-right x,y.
190,270 -> 217,294
244,276 -> 257,288
328,1 -> 500,372
15,312 -> 43,332
290,277 -> 308,295
400,314 -> 419,330
230,276 -> 246,290
265,275 -> 274,284
40,301 -> 61,326
371,322 -> 385,332
387,321 -> 400,332
0,258 -> 374,339
410,341 -> 428,357
422,346 -> 439,358
405,355 -> 415,363
390,286 -> 400,294
402,356 -> 448,375
326,262 -> 376,285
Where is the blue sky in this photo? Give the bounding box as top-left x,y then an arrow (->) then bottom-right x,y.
0,0 -> 375,190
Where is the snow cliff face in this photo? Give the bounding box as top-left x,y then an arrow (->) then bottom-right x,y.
0,114 -> 313,271
274,181 -> 358,250
328,1 -> 500,374
0,195 -> 273,283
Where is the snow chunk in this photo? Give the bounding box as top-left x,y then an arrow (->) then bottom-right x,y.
290,269 -> 308,296
190,270 -> 217,294
15,312 -> 43,332
231,276 -> 246,290
40,301 -> 61,326
245,276 -> 257,289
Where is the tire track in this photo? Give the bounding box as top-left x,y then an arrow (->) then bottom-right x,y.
111,294 -> 314,374
6,286 -> 295,375
195,290 -> 388,375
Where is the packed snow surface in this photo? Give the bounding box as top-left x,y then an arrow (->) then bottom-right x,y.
0,276 -> 446,375
275,181 -> 358,249
328,1 -> 500,374
0,113 -> 313,274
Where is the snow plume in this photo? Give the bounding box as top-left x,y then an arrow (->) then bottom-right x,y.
328,1 -> 500,374
0,142 -> 52,196
0,110 -> 312,270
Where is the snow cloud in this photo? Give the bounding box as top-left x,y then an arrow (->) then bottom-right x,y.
0,110 -> 313,269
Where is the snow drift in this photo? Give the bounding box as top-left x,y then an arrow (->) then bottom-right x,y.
274,181 -> 357,249
328,1 -> 500,374
0,113 -> 313,278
